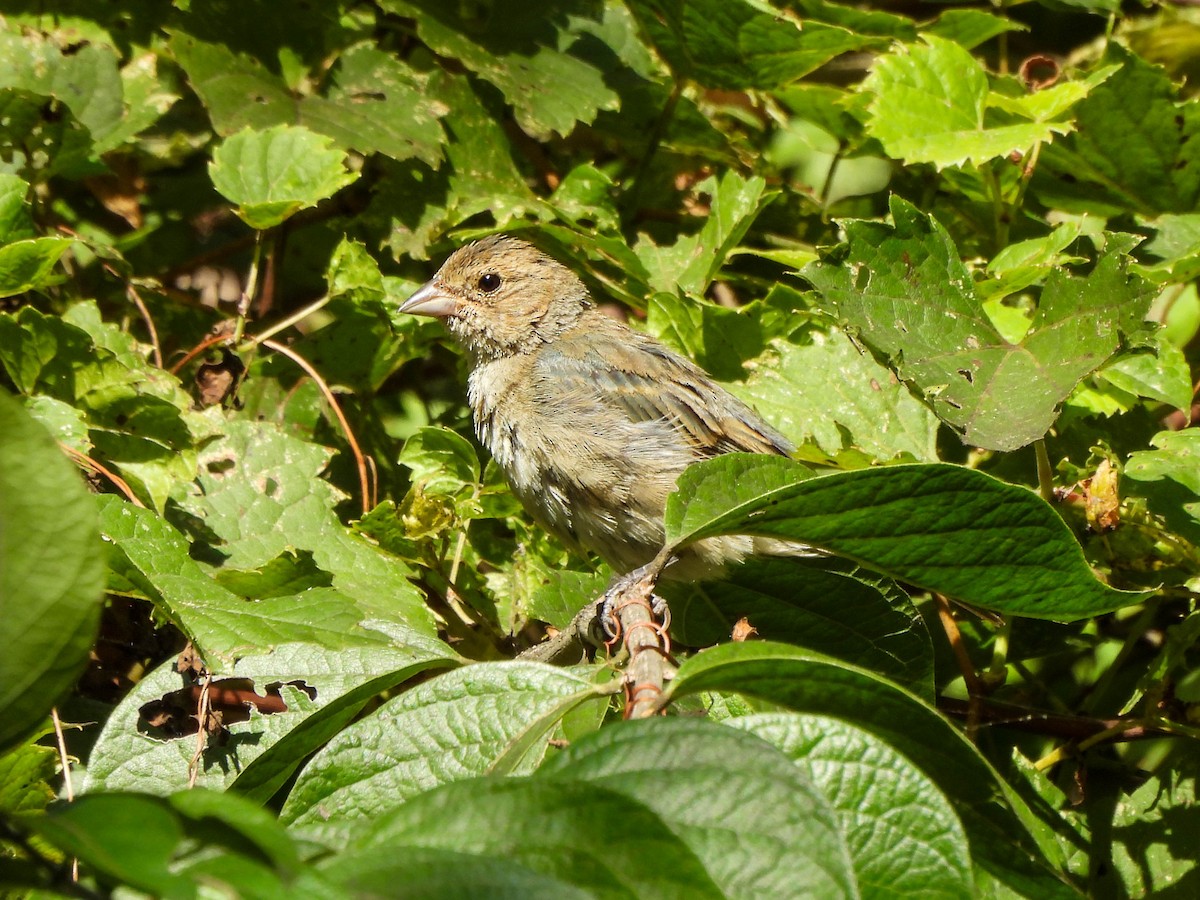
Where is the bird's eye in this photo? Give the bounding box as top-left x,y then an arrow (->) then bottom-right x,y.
478,273 -> 502,293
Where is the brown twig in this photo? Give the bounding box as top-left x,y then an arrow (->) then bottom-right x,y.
262,339 -> 373,516
169,332 -> 234,376
125,284 -> 162,368
49,708 -> 79,882
59,443 -> 144,506
187,673 -> 212,788
935,595 -> 984,741
938,696 -> 1161,743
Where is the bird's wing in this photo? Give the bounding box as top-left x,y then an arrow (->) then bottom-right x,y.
537,328 -> 793,459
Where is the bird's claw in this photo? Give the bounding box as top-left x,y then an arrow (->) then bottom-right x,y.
597,559 -> 670,643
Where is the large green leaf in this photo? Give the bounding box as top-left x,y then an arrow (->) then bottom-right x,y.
803,197 -> 1155,451
318,776 -> 725,898
1037,44 -> 1200,216
665,455 -> 1148,619
97,495 -> 434,667
282,663 -> 605,837
209,124 -> 358,230
666,642 -> 1074,897
735,328 -> 940,463
19,790 -> 315,898
0,391 -> 105,755
862,36 -> 1103,169
83,640 -> 455,802
729,713 -> 975,899
538,719 -> 857,898
168,419 -> 434,632
627,0 -> 876,89
381,0 -> 618,140
170,33 -> 446,166
667,556 -> 935,697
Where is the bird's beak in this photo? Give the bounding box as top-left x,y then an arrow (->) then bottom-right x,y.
399,280 -> 459,318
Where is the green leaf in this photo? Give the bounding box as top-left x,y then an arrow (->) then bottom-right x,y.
1097,338 -> 1193,413
97,495 -> 430,666
0,736 -> 58,817
791,0 -> 916,40
636,171 -> 775,296
170,419 -> 435,632
374,71 -> 537,261
83,640 -> 456,800
645,291 -> 770,381
664,455 -> 1149,619
1125,428 -> 1200,545
23,395 -> 91,453
0,235 -> 72,296
0,27 -> 124,154
666,642 -> 1073,898
526,569 -> 608,630
171,31 -> 446,165
1141,213 -> 1200,282
19,791 -> 312,898
981,220 -> 1085,301
209,124 -> 358,230
1106,755 -> 1200,895
0,304 -> 198,508
315,44 -> 447,167
20,794 -> 192,898
924,9 -> 1026,50
546,163 -> 620,233
381,0 -> 618,140
863,36 -> 1085,169
667,557 -> 935,697
0,88 -> 98,179
318,848 -> 589,898
0,173 -> 34,242
729,713 -> 975,899
735,328 -> 941,463
281,662 -> 603,837
325,237 -> 387,308
318,776 -> 725,898
803,198 -> 1155,451
628,0 -> 876,89
0,390 -> 104,755
538,719 -> 857,898
399,426 -> 481,496
1037,44 -> 1200,216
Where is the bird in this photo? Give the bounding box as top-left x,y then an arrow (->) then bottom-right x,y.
399,234 -> 799,582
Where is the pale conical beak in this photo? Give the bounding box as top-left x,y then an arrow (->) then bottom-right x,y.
399,281 -> 459,318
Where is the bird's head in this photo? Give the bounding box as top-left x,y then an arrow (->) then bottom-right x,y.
400,235 -> 593,362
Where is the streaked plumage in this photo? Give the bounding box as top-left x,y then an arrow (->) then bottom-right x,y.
401,234 -> 795,579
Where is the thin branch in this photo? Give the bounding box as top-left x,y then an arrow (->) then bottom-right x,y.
125,284 -> 162,368
49,708 -> 78,882
59,444 -> 144,506
935,595 -> 984,741
232,230 -> 266,344
169,332 -> 234,376
188,673 -> 212,788
938,697 -> 1166,744
244,294 -> 332,347
262,339 -> 372,516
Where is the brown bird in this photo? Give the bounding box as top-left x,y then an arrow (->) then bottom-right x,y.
400,234 -> 797,581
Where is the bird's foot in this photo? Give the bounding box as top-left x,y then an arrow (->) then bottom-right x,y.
596,556 -> 672,644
